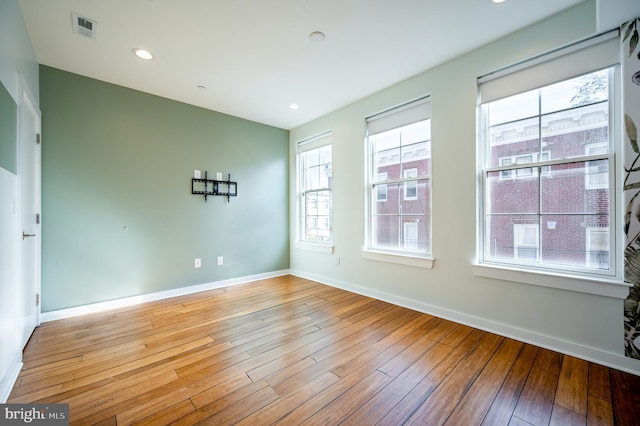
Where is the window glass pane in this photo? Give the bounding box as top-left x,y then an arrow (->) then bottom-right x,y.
541,102 -> 609,161
489,117 -> 540,168
587,227 -> 610,270
304,164 -> 320,191
302,146 -> 332,191
376,172 -> 388,201
401,120 -> 431,146
540,70 -> 608,114
586,158 -> 608,188
403,217 -> 429,251
402,179 -> 429,214
403,168 -> 418,200
304,190 -> 331,241
488,90 -> 538,126
374,129 -> 401,180
541,162 -> 609,214
401,141 -> 430,177
371,215 -> 400,250
374,128 -> 401,151
485,215 -> 538,261
540,215 -> 609,270
487,170 -> 539,214
305,148 -> 320,167
373,183 -> 399,215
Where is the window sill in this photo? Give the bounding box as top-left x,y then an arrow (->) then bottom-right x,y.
295,241 -> 334,254
470,262 -> 630,299
362,250 -> 435,269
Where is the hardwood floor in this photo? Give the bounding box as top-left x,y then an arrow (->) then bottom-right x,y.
8,275 -> 640,425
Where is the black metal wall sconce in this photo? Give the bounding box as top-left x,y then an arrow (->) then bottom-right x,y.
191,171 -> 237,202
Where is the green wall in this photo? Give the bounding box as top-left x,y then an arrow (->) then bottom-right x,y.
40,66 -> 289,311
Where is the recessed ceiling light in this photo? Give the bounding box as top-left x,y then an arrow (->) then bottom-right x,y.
132,48 -> 153,60
492,0 -> 508,3
289,103 -> 300,110
309,31 -> 326,43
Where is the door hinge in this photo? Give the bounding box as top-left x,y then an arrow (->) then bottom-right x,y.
36,294 -> 40,307
36,213 -> 40,224
36,133 -> 41,144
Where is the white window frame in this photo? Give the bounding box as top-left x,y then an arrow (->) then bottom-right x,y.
472,30 -> 628,299
363,96 -> 434,268
296,132 -> 333,252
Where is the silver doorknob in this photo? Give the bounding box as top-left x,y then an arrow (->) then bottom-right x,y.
22,232 -> 36,240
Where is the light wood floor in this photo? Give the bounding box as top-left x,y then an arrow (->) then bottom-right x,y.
8,275 -> 640,425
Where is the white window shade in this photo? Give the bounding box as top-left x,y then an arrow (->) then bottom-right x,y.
367,96 -> 431,135
298,131 -> 331,153
478,31 -> 619,104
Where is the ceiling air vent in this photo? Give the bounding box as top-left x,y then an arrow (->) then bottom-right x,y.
72,12 -> 97,39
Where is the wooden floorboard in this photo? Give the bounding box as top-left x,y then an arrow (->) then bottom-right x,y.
8,275 -> 640,425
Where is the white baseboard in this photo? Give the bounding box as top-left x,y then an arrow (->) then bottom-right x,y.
0,354 -> 22,403
41,269 -> 290,323
290,269 -> 640,376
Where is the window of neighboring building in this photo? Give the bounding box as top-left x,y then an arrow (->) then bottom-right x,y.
403,168 -> 418,200
587,227 -> 610,269
500,152 -> 550,180
477,31 -> 619,280
514,224 -> 539,261
377,172 -> 388,202
297,132 -> 332,245
585,143 -> 609,189
365,96 -> 432,257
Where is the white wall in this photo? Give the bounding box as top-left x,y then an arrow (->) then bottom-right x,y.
290,1 -> 640,375
0,0 -> 39,402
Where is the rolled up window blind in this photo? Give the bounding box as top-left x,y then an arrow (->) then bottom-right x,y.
478,30 -> 619,104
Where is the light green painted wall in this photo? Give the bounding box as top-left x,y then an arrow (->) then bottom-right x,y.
40,66 -> 289,312
290,1 -> 629,358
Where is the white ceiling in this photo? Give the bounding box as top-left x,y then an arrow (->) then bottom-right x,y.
17,0 -> 586,130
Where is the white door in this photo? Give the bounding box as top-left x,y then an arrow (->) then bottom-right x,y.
19,84 -> 41,348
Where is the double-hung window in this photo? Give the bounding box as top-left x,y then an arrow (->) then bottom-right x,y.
365,97 -> 432,258
477,32 -> 619,280
297,132 -> 332,246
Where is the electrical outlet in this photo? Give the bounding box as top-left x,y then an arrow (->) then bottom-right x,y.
335,255 -> 341,265
216,172 -> 223,180
217,256 -> 223,266
194,258 -> 201,268
194,170 -> 201,179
